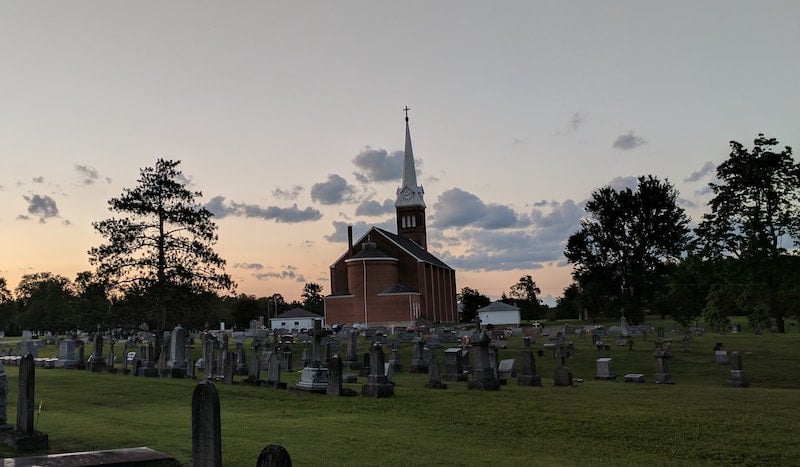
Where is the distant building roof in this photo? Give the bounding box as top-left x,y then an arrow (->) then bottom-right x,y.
478,301 -> 520,312
272,308 -> 322,319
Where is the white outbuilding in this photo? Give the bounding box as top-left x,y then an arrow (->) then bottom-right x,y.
477,301 -> 521,326
269,307 -> 324,332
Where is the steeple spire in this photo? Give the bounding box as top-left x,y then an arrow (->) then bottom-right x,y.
396,107 -> 425,208
402,109 -> 418,189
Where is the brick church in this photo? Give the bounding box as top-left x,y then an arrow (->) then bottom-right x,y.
323,112 -> 458,327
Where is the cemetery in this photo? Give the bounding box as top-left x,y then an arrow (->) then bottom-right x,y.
0,317 -> 798,465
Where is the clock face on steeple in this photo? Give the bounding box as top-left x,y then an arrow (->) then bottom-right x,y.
400,187 -> 414,201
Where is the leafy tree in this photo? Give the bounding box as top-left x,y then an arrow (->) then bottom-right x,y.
695,134 -> 800,332
15,272 -> 76,333
0,277 -> 20,336
565,175 -> 691,323
301,282 -> 324,315
457,287 -> 490,324
73,271 -> 112,330
89,159 -> 233,343
507,274 -> 544,320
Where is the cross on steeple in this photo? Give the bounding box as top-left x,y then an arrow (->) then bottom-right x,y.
403,106 -> 410,122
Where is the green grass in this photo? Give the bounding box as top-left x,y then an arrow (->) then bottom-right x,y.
2,320 -> 799,465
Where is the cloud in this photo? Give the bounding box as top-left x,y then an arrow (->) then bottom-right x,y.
352,147 -> 406,183
235,263 -> 263,270
75,164 -> 112,185
605,176 -> 639,192
23,194 -> 59,222
272,185 -> 303,201
253,265 -> 305,282
684,161 -> 715,183
613,131 -> 646,150
431,188 -> 520,230
355,199 -> 394,216
430,197 -> 584,272
310,174 -> 356,205
205,196 -> 322,223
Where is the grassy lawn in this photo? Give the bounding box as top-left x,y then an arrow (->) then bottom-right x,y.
1,320 -> 799,465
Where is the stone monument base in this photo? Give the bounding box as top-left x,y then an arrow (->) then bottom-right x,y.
653,373 -> 674,384
2,429 -> 49,451
467,377 -> 501,391
517,375 -> 543,387
442,373 -> 468,382
361,382 -> 394,397
295,367 -> 329,393
727,370 -> 749,388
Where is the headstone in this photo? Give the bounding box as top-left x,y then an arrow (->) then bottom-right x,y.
624,373 -> 646,383
442,347 -> 467,381
595,357 -> 615,380
296,320 -> 330,393
55,340 -> 79,369
17,341 -> 37,359
553,332 -> 573,387
256,444 -> 292,467
191,381 -> 222,467
715,350 -> 728,365
344,330 -> 360,370
281,345 -> 293,371
388,347 -> 402,372
0,361 -> 8,428
409,333 -> 428,373
361,342 -> 394,397
770,318 -> 779,333
620,316 -> 631,338
203,334 -> 215,380
727,351 -> 749,388
2,354 -> 49,450
468,331 -> 501,391
327,355 -> 344,396
247,351 -> 261,383
265,348 -> 286,389
167,325 -> 188,378
653,343 -> 674,384
235,342 -> 248,376
425,356 -> 447,389
86,332 -> 106,373
223,351 -> 235,384
497,359 -> 516,379
517,348 -> 542,387
682,334 -> 692,353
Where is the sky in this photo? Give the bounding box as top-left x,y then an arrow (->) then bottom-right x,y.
1,1 -> 799,306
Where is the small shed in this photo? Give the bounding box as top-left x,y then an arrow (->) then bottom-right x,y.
270,308 -> 324,332
477,301 -> 521,327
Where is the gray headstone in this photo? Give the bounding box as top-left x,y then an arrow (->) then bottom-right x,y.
327,355 -> 343,396
191,380 -> 222,467
0,362 -> 7,425
256,444 -> 292,467
18,354 -> 36,433
168,325 -> 188,370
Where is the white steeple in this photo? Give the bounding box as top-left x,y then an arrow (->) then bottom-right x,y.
396,107 -> 425,208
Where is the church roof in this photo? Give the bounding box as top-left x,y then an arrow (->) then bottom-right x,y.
328,226 -> 454,271
347,242 -> 398,261
373,227 -> 453,270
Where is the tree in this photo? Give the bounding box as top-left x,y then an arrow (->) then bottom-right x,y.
89,159 -> 233,342
14,272 -> 76,333
695,134 -> 800,332
0,277 -> 20,336
301,282 -> 324,315
565,175 -> 691,323
457,287 -> 490,324
507,275 -> 544,320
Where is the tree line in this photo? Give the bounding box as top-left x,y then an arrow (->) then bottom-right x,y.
2,134 -> 798,336
461,134 -> 800,332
